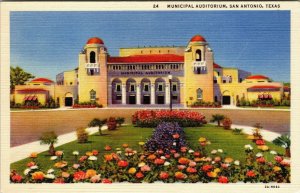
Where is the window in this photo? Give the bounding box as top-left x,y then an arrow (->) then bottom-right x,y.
197,88 -> 203,100
196,67 -> 201,74
70,82 -> 73,85
144,83 -> 149,92
90,51 -> 96,63
116,95 -> 122,100
196,49 -> 202,61
239,78 -> 243,83
172,95 -> 178,100
157,83 -> 164,91
130,83 -> 136,92
116,83 -> 121,92
90,69 -> 94,75
223,80 -> 226,83
214,79 -> 217,84
217,72 -> 220,76
90,89 -> 96,101
172,82 -> 177,92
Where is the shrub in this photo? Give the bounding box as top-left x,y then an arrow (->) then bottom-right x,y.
145,122 -> 187,153
232,128 -> 243,135
222,117 -> 232,130
116,117 -> 125,127
107,117 -> 117,130
88,118 -> 106,135
132,110 -> 206,128
39,131 -> 58,155
76,128 -> 89,143
210,114 -> 225,126
273,134 -> 291,157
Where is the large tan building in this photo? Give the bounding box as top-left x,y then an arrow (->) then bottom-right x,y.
12,35 -> 287,107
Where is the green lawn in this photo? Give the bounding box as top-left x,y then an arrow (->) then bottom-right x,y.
11,124 -> 285,174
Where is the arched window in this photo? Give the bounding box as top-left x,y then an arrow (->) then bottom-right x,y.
90,51 -> 96,63
197,88 -> 203,100
196,49 -> 202,61
90,89 -> 96,101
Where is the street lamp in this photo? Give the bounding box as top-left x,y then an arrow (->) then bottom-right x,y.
168,75 -> 173,111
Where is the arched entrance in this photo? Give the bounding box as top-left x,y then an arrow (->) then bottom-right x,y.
155,78 -> 165,104
126,78 -> 136,104
65,92 -> 73,107
141,78 -> 151,104
111,78 -> 122,104
222,90 -> 231,105
171,77 -> 180,104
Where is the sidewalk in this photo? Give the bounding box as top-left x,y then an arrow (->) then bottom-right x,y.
10,124 -> 281,163
10,126 -> 107,163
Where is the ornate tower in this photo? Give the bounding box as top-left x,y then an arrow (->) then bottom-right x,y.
184,35 -> 214,106
78,37 -> 108,107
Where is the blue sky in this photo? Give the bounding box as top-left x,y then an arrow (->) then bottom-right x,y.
10,11 -> 290,82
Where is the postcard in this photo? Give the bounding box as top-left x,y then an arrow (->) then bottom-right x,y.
1,1 -> 300,193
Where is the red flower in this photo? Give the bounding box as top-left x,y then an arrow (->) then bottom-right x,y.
92,150 -> 99,156
193,152 -> 201,157
53,178 -> 65,183
27,161 -> 36,167
256,157 -> 266,164
170,149 -> 177,154
173,133 -> 180,139
186,167 -> 197,173
275,156 -> 283,163
159,172 -> 169,180
180,146 -> 188,153
218,176 -> 228,183
73,171 -> 86,181
102,178 -> 112,183
256,139 -> 265,145
79,155 -> 88,162
104,145 -> 112,151
246,170 -> 256,178
178,157 -> 189,165
157,149 -> 164,155
154,158 -> 165,165
175,172 -> 186,180
202,165 -> 213,172
118,160 -> 129,168
165,154 -> 171,159
135,172 -> 144,179
11,174 -> 23,183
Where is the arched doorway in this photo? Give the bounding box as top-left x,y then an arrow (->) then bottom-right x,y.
171,77 -> 180,104
222,90 -> 231,105
111,78 -> 122,104
65,92 -> 73,107
155,78 -> 165,104
126,78 -> 136,104
141,78 -> 151,104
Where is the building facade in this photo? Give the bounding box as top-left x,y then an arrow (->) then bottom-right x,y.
12,35 -> 287,107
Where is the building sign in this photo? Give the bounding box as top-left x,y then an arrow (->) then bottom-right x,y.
109,70 -> 184,77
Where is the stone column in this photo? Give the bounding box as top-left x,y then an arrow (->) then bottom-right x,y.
136,84 -> 141,105
165,83 -> 170,105
122,84 -> 126,105
108,84 -> 112,105
151,83 -> 155,104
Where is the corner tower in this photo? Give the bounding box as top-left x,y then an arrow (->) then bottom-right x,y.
184,35 -> 214,106
78,37 -> 108,106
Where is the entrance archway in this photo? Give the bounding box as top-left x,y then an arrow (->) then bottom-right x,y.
65,93 -> 73,107
222,91 -> 231,105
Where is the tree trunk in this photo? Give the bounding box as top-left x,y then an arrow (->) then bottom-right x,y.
285,148 -> 291,157
217,120 -> 220,126
49,143 -> 55,155
98,126 -> 103,136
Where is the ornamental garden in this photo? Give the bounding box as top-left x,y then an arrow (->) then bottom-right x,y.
10,110 -> 290,183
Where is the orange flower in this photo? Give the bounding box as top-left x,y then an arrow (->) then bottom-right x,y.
154,158 -> 165,165
207,171 -> 217,178
61,172 -> 70,178
175,172 -> 187,180
194,157 -> 202,162
186,167 -> 197,173
54,161 -> 68,168
147,154 -> 156,160
55,151 -> 63,157
178,157 -> 190,165
104,154 -> 113,161
105,145 -> 112,151
85,169 -> 97,179
29,152 -> 38,158
92,150 -> 99,156
135,172 -> 144,179
224,157 -> 233,163
122,144 -> 129,148
128,167 -> 137,174
86,151 -> 93,156
32,171 -> 45,181
26,161 -> 36,167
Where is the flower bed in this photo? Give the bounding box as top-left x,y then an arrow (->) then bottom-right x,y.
191,101 -> 222,108
132,110 -> 206,127
10,141 -> 290,183
72,104 -> 102,108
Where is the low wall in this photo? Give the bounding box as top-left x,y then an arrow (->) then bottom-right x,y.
10,108 -> 290,147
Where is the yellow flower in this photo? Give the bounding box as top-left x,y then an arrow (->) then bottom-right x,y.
86,151 -> 93,156
138,142 -> 145,146
198,137 -> 206,143
32,171 -> 45,180
128,167 -> 137,174
257,145 -> 269,151
247,135 -> 255,140
207,171 -> 217,178
224,157 -> 233,163
273,166 -> 281,172
85,169 -> 97,179
214,168 -> 221,173
29,152 -> 38,158
54,161 -> 68,168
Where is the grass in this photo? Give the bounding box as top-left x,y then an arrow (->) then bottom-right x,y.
239,106 -> 290,109
10,124 -> 285,174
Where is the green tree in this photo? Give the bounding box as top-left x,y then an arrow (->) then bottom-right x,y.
210,114 -> 225,126
272,134 -> 291,157
39,131 -> 58,155
88,118 -> 106,136
10,66 -> 35,91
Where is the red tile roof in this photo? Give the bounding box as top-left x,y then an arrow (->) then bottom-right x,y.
17,88 -> 47,92
190,35 -> 206,42
213,63 -> 222,68
246,75 -> 269,80
30,78 -> 53,83
86,37 -> 104,45
107,54 -> 184,64
247,85 -> 281,92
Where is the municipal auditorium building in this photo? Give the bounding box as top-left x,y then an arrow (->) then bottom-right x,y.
12,35 -> 287,107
